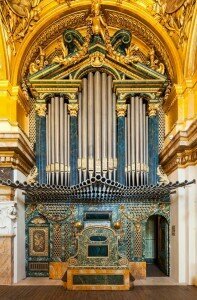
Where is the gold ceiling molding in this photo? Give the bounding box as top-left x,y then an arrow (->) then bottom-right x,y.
0,0 -> 42,55
21,10 -> 88,78
104,9 -> 173,79
159,120 -> 197,174
151,0 -> 196,47
20,7 -> 174,80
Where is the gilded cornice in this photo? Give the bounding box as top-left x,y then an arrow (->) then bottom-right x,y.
159,120 -> 197,174
0,128 -> 35,175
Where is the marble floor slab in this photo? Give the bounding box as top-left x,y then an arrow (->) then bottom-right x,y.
14,276 -> 182,286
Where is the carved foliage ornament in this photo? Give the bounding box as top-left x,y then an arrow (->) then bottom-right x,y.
35,103 -> 47,117
152,0 -> 196,46
0,0 -> 42,54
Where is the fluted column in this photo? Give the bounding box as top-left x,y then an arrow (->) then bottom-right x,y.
148,102 -> 160,185
35,102 -> 47,183
68,102 -> 79,185
116,103 -> 127,185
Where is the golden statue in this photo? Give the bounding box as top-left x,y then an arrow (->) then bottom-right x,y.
87,0 -> 107,40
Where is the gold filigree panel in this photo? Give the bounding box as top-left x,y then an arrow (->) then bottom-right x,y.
29,227 -> 49,257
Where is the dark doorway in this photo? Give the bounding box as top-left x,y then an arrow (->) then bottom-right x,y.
145,215 -> 169,277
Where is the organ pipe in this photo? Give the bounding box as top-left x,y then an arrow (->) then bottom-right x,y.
107,75 -> 113,179
59,96 -> 64,185
54,96 -> 60,184
78,72 -> 116,180
112,93 -> 117,181
94,71 -> 102,173
102,73 -> 107,176
125,96 -> 148,186
67,114 -> 70,186
82,78 -> 88,180
87,72 -> 94,177
131,97 -> 135,186
46,96 -> 70,185
78,92 -> 82,182
51,97 -> 55,185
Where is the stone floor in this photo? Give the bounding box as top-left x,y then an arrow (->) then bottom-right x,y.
0,285 -> 197,300
14,276 -> 179,286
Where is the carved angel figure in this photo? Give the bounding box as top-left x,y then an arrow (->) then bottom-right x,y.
87,0 -> 107,41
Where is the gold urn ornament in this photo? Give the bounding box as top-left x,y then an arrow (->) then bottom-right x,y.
74,221 -> 83,229
114,220 -> 122,230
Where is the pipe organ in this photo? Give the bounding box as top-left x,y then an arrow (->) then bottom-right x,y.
26,19 -> 169,286
46,96 -> 70,185
78,71 -> 117,181
125,96 -> 149,186
45,75 -> 149,186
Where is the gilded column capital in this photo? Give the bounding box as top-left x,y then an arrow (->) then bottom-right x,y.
68,104 -> 79,117
67,93 -> 78,103
117,92 -> 128,103
147,103 -> 160,117
116,104 -> 127,117
35,103 -> 47,117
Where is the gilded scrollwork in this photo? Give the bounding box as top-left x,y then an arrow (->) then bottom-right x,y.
148,48 -> 165,74
152,0 -> 196,46
35,103 -> 47,117
0,0 -> 42,54
29,47 -> 48,75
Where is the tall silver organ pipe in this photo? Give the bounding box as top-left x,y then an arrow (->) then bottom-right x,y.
102,73 -> 107,177
112,93 -> 117,180
125,96 -> 148,186
46,96 -> 70,185
78,71 -> 117,180
82,78 -> 88,180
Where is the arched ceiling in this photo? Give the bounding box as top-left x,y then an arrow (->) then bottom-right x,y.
1,0 -> 196,85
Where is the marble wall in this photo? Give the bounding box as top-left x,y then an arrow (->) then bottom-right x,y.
169,165 -> 197,285
0,236 -> 14,285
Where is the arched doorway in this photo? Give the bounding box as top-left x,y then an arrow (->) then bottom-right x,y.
145,215 -> 169,277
